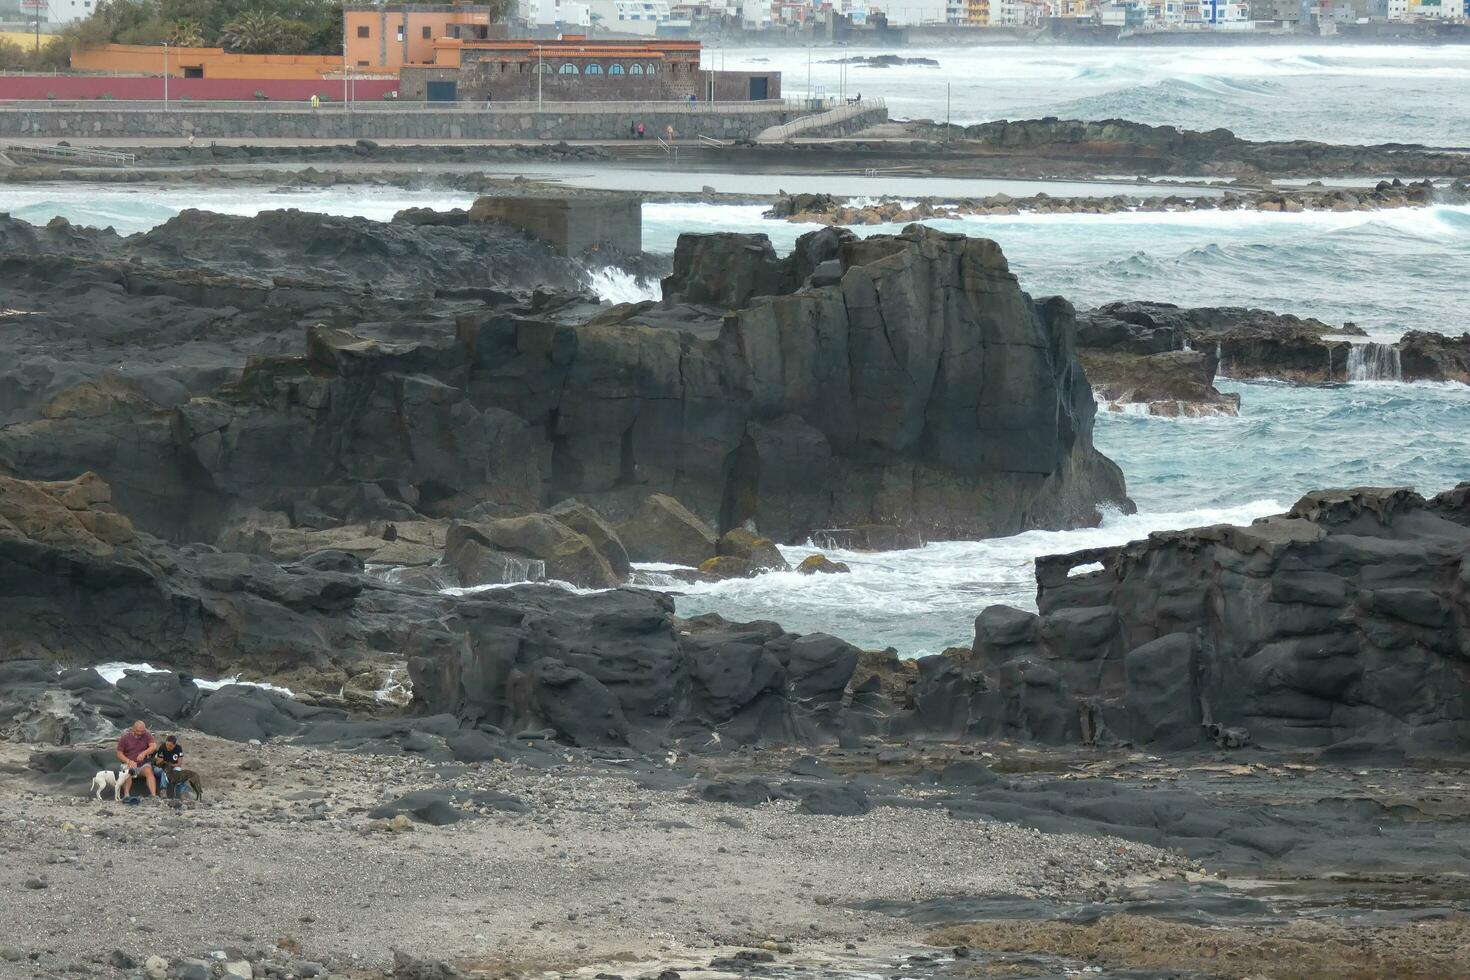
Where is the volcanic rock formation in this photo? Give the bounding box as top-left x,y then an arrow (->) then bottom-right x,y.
1,213 -> 1130,546
925,485 -> 1470,755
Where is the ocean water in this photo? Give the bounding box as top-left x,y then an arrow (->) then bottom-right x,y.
640,202 -> 1470,342
3,186 -> 1467,657
671,378 -> 1470,655
6,188 -> 1469,342
722,43 -> 1470,146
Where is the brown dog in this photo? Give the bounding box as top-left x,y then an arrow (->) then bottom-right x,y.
165,769 -> 204,801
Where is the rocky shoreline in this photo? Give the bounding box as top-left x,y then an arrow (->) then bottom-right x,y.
6,115 -> 1470,186
766,178 -> 1470,225
4,196 -> 1469,978
1070,301 -> 1470,414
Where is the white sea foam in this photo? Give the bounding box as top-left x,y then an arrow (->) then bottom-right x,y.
671,499 -> 1284,658
585,265 -> 661,304
739,43 -> 1470,143
92,661 -> 296,696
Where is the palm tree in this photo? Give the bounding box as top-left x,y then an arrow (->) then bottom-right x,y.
167,21 -> 205,47
219,12 -> 287,53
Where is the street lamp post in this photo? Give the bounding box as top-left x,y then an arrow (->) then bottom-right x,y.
537,45 -> 543,107
806,43 -> 812,107
162,41 -> 168,111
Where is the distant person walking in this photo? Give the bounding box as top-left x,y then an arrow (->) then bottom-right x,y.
636,121 -> 645,139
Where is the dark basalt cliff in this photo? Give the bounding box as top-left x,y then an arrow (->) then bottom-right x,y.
1,212 -> 1130,545
931,485 -> 1470,757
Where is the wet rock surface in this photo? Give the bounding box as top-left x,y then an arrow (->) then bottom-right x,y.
1069,298 -> 1470,393
1079,349 -> 1240,417
1399,329 -> 1470,384
1075,300 -> 1367,385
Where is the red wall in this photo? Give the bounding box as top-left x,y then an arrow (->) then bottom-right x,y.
0,76 -> 399,102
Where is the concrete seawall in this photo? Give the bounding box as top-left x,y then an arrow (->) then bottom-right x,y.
0,103 -> 816,141
756,104 -> 889,143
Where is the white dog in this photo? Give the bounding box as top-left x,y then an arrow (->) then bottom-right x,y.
90,764 -> 130,801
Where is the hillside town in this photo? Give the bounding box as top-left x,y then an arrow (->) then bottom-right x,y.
1,0 -> 1465,45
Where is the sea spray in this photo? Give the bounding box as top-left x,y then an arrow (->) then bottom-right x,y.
668,498 -> 1285,658
584,266 -> 661,304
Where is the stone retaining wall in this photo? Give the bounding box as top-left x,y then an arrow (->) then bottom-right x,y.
0,105 -> 798,141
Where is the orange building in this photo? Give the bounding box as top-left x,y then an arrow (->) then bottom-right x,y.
70,43 -> 360,80
343,2 -> 502,71
399,35 -> 712,101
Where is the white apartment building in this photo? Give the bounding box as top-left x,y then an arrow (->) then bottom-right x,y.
740,0 -> 772,27
588,0 -> 677,32
1155,0 -> 1186,25
883,0 -> 951,24
1202,0 -> 1252,24
527,0 -> 593,27
21,0 -> 98,25
993,0 -> 1045,24
1396,0 -> 1465,17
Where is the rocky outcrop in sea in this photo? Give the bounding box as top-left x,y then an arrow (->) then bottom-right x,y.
1,211 -> 1129,546
940,118 -> 1470,179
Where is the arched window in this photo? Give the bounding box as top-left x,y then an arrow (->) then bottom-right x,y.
609,63 -> 625,75
645,63 -> 657,74
534,61 -> 553,73
585,63 -> 603,75
627,64 -> 641,75
558,63 -> 578,75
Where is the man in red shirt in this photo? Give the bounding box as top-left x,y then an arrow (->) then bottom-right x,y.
116,720 -> 159,799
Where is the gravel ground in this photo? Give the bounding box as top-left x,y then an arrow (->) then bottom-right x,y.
0,736 -> 1182,978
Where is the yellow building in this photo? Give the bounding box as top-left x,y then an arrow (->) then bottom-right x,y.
0,30 -> 63,51
966,0 -> 991,23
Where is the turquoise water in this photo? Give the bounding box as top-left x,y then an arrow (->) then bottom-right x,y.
1102,378 -> 1470,513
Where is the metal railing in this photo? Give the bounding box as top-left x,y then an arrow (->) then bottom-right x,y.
697,134 -> 726,148
0,96 -> 827,114
756,97 -> 885,144
0,140 -> 135,166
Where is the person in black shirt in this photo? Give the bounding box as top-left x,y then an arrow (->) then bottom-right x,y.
152,735 -> 184,793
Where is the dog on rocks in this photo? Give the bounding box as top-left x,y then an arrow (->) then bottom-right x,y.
90,764 -> 130,801
1206,722 -> 1251,749
165,769 -> 204,802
